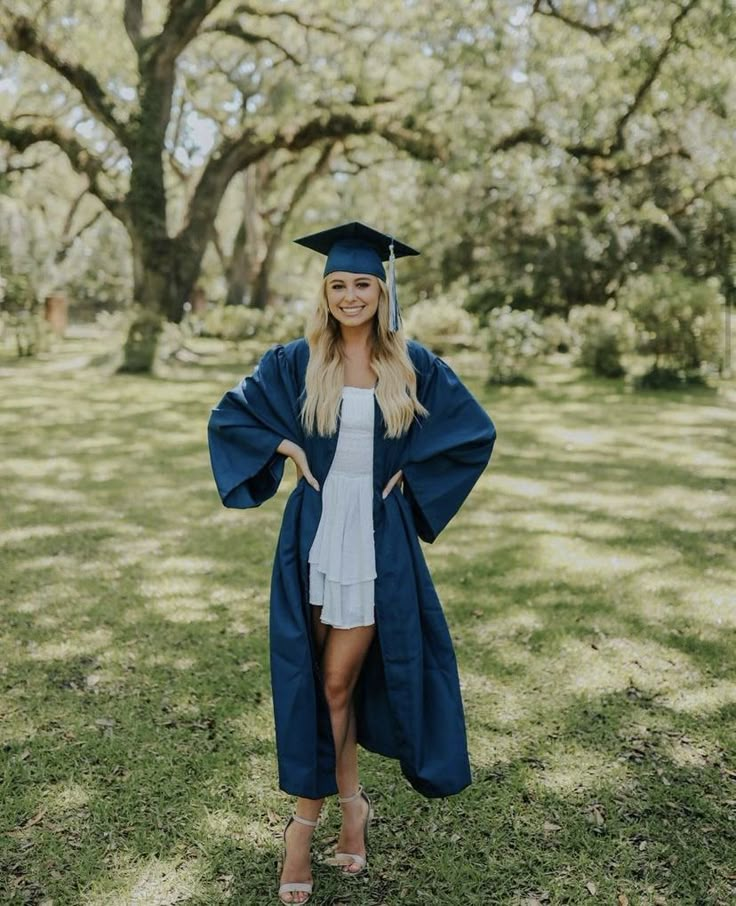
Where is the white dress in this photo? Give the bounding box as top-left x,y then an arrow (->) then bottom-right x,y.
308,386 -> 376,628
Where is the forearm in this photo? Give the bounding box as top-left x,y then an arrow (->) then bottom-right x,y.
277,438 -> 299,457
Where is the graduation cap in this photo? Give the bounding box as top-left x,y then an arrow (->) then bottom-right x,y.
293,221 -> 419,331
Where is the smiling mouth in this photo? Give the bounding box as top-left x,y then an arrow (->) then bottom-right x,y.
340,306 -> 365,313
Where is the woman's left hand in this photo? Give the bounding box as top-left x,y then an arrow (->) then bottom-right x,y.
382,469 -> 403,500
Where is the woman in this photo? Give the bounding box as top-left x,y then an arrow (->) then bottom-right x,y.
207,222 -> 496,903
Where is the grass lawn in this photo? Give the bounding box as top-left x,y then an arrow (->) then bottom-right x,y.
1,330 -> 734,905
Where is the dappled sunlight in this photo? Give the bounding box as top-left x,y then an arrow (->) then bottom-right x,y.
492,475 -> 552,499
463,629 -> 714,769
44,780 -> 92,813
551,636 -> 699,698
139,575 -> 206,598
462,671 -> 533,729
26,628 -> 113,662
150,556 -> 219,575
15,554 -> 82,573
471,608 -> 544,645
82,854 -> 205,906
662,679 -> 736,715
2,340 -> 734,905
229,710 -> 276,745
143,653 -> 197,671
661,734 -> 715,769
533,744 -> 631,794
632,569 -> 736,630
504,508 -> 623,539
0,524 -> 67,545
679,579 -> 736,625
0,700 -> 37,745
20,485 -> 91,506
534,533 -> 671,580
199,806 -> 274,845
145,595 -> 219,623
100,535 -> 165,566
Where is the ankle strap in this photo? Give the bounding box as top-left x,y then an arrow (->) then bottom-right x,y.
338,784 -> 364,803
292,813 -> 319,827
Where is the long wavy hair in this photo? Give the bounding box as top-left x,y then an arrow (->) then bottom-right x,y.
300,277 -> 428,438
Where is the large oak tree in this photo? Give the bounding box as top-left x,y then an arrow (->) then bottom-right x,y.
0,0 -> 442,369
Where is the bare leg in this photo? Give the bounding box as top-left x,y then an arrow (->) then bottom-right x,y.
321,622 -> 375,872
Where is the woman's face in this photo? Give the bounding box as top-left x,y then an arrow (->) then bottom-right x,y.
325,272 -> 380,329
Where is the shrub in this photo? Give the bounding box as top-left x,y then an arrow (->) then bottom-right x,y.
568,304 -> 636,378
486,305 -> 545,384
541,313 -> 575,354
618,272 -> 724,379
0,251 -> 50,357
198,304 -> 307,344
402,292 -> 481,354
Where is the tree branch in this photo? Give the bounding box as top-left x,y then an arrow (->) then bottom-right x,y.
491,125 -> 548,153
148,0 -> 225,72
229,2 -> 342,35
204,20 -> 301,64
3,15 -> 129,145
0,159 -> 44,179
178,112 -> 443,252
666,173 -> 733,220
612,0 -> 701,151
543,1 -> 702,162
532,0 -> 614,40
123,0 -> 144,48
0,119 -> 125,219
55,208 -> 105,263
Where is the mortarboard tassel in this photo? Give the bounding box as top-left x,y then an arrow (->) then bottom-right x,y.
388,238 -> 401,332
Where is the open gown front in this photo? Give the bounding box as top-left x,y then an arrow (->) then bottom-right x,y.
207,338 -> 496,799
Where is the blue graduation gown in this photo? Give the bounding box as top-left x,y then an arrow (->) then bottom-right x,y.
207,338 -> 496,799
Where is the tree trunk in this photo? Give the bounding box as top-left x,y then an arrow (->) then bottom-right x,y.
119,231 -> 206,372
250,240 -> 279,310
225,220 -> 249,306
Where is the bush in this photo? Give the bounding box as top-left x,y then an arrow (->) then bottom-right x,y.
568,304 -> 636,378
403,291 -> 481,354
619,272 -> 724,378
198,304 -> 307,344
486,305 -> 545,384
541,313 -> 575,354
0,250 -> 51,357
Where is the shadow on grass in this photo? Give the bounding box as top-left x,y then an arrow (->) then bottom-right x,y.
1,338 -> 734,904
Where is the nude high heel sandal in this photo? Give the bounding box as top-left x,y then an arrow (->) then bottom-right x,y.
327,785 -> 373,875
278,813 -> 318,904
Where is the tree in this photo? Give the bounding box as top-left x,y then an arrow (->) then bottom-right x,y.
0,0 -> 443,370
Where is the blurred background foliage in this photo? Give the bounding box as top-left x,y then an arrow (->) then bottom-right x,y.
0,0 -> 734,382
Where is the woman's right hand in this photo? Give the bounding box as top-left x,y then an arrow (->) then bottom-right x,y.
276,439 -> 320,492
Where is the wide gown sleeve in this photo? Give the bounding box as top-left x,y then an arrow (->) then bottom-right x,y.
401,349 -> 496,543
207,344 -> 304,508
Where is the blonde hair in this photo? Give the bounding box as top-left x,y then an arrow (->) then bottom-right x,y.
301,277 -> 428,438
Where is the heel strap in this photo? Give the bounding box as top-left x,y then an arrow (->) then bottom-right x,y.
292,813 -> 319,827
338,784 -> 364,803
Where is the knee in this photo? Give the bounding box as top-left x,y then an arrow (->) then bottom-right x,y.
323,672 -> 351,711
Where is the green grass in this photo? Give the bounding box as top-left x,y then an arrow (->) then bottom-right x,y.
1,331 -> 735,905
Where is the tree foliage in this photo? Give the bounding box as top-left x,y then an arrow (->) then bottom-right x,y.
1,0 -> 734,372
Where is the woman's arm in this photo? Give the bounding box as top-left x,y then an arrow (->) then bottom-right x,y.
276,439 -> 320,492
